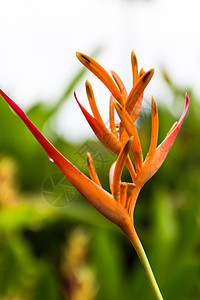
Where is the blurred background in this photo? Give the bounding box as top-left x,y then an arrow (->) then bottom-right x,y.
0,0 -> 200,299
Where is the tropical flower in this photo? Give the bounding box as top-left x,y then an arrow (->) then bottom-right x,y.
0,51 -> 189,300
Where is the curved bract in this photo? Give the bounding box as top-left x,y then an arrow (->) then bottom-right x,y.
0,51 -> 189,300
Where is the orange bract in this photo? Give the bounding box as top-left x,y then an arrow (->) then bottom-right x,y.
76,51 -> 189,221
0,51 -> 189,227
0,51 -> 189,300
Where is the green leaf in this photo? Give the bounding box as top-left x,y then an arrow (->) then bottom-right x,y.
91,228 -> 123,300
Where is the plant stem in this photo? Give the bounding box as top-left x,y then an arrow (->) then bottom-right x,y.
126,226 -> 164,300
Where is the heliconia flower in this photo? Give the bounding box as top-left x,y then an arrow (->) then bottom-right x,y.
0,51 -> 189,300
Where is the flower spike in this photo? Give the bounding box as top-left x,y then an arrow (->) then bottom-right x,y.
1,51 -> 190,300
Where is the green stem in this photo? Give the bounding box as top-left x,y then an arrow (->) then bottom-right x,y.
125,226 -> 164,300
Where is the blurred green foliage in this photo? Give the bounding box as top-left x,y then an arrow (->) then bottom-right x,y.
0,64 -> 200,300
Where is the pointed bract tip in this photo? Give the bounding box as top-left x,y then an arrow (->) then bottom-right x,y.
112,99 -> 122,111
74,91 -> 80,105
86,152 -> 92,164
131,50 -> 137,66
185,92 -> 190,105
85,81 -> 93,98
142,68 -> 154,83
124,136 -> 134,153
150,68 -> 155,74
177,92 -> 189,127
75,52 -> 82,60
151,96 -> 157,115
76,52 -> 90,64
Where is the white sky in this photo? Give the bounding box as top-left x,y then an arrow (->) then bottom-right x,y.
0,0 -> 200,140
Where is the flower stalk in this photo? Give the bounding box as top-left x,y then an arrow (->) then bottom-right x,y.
125,226 -> 164,300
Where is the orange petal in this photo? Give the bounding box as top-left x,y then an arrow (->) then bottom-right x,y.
86,152 -> 102,187
147,96 -> 159,156
166,121 -> 178,136
113,100 -> 143,170
131,50 -> 138,87
131,92 -> 144,123
112,137 -> 134,200
109,95 -> 118,137
75,93 -> 137,182
125,183 -> 136,210
126,69 -> 154,115
109,161 -> 116,194
85,80 -> 104,124
0,89 -> 129,227
75,92 -> 121,154
110,70 -> 127,101
138,68 -> 144,78
125,157 -> 137,183
120,182 -> 128,207
141,93 -> 189,185
119,123 -> 129,144
76,52 -> 123,103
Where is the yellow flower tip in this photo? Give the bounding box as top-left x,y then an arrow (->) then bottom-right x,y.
147,95 -> 159,157
131,50 -> 138,66
143,68 -> 154,83
138,68 -> 144,78
167,121 -> 178,136
131,50 -> 139,87
151,96 -> 157,116
86,151 -> 92,163
85,80 -> 93,99
120,182 -> 128,190
127,182 -> 136,194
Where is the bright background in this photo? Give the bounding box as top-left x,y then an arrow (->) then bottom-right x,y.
1,0 -> 200,140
